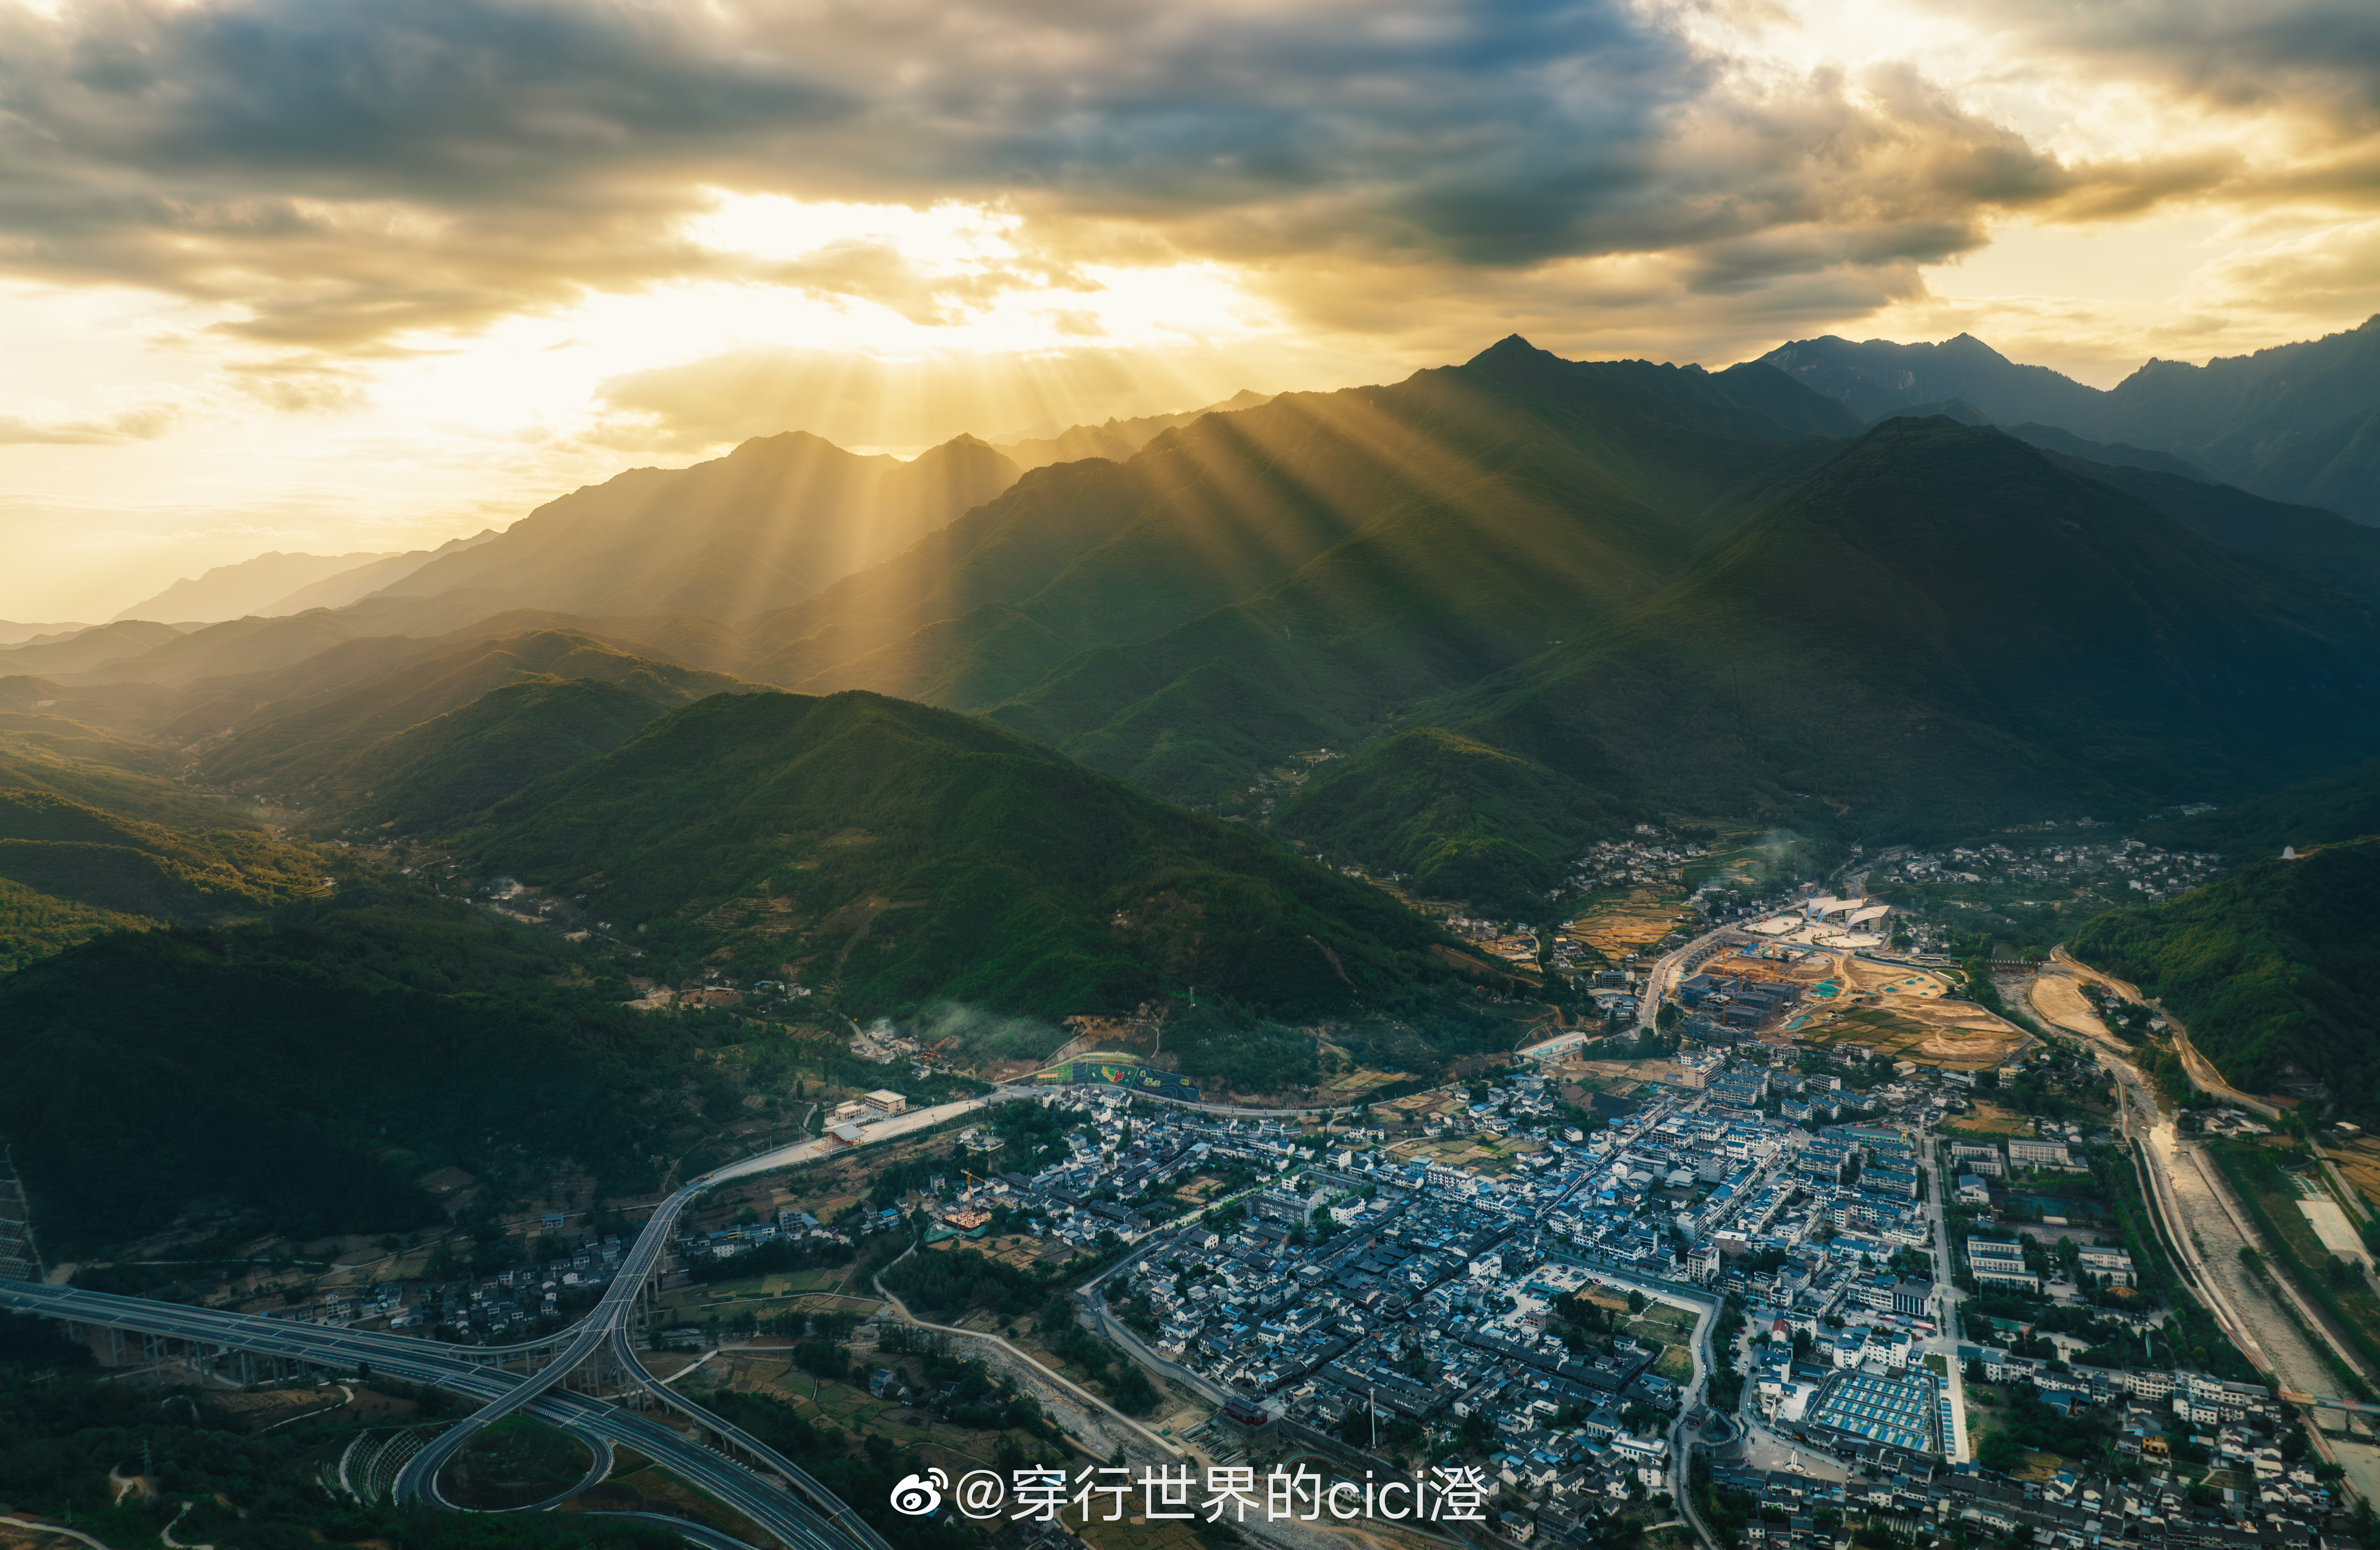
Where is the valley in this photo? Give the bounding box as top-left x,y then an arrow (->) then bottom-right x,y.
7,323 -> 2380,1550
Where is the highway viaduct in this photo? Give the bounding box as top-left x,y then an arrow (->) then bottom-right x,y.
0,1126 -> 910,1550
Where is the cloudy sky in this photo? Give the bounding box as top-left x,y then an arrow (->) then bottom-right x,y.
4,0 -> 2377,619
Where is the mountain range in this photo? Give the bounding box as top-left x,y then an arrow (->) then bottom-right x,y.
20,327 -> 2380,926
111,549 -> 402,623
1762,317 -> 2380,521
11,320 -> 2380,1239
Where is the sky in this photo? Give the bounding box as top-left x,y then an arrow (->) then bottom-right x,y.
3,0 -> 2379,620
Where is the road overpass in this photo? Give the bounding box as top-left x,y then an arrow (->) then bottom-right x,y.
0,1277 -> 865,1550
0,1116 -> 946,1550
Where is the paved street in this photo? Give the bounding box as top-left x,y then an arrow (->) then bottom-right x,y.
1917,1118 -> 1972,1462
1636,924 -> 1745,1032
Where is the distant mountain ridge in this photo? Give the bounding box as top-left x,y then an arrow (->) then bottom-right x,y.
0,620 -> 187,677
367,431 -> 1021,620
1425,416 -> 2380,836
112,549 -> 402,623
0,621 -> 93,647
256,529 -> 501,615
990,390 -> 1276,470
1760,316 -> 2380,521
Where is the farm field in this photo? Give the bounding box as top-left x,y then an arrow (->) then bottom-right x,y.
1943,1102 -> 2040,1139
1561,886 -> 1687,962
1318,1066 -> 1417,1099
2324,1137 -> 2380,1211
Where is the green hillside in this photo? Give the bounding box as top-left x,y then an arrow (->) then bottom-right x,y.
986,437 -> 1682,803
336,675 -> 679,832
0,788 -> 329,954
0,888 -> 730,1252
1270,729 -> 1618,917
951,343 -> 1856,808
0,875 -> 149,972
2069,840 -> 2380,1120
673,355 -> 2380,920
465,690 -> 1465,1018
193,627 -> 750,804
2035,453 -> 2380,610
2136,759 -> 2380,859
0,710 -> 318,967
0,716 -> 253,830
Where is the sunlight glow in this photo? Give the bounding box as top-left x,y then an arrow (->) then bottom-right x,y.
689,193 -> 1022,267
4,0 -> 2377,619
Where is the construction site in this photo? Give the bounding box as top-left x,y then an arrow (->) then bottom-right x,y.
1743,893 -> 1897,950
1689,942 -> 2031,1070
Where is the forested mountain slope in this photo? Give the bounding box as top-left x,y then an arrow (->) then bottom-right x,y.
729,341 -> 1856,715
464,689 -> 1467,1020
0,890 -> 722,1251
1295,418 -> 2380,903
190,627 -> 753,800
2071,840 -> 2380,1119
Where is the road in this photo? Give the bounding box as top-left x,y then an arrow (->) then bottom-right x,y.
1660,1290 -> 1720,1550
390,1098 -> 985,1513
2038,968 -> 2380,1505
2045,950 -> 2278,1118
2083,1017 -> 2317,1385
1916,1120 -> 1972,1462
0,1103 -> 1003,1550
871,1246 -> 1187,1468
1548,1268 -> 1719,1550
2044,955 -> 2359,1386
1636,925 -> 1748,1032
0,1277 -> 874,1550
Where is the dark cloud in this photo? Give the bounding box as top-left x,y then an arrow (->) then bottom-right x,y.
0,0 -> 849,343
12,0 -> 851,188
1935,0 -> 2380,128
0,0 -> 2235,352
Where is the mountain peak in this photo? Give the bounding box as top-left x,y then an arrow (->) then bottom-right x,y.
1936,333 -> 2014,363
1467,334 -> 1551,367
918,431 -> 994,455
724,428 -> 845,460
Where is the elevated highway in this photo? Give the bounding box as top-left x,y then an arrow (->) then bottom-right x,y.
0,1121 -> 928,1550
0,1278 -> 863,1550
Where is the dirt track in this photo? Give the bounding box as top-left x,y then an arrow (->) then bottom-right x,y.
2027,974 -> 2110,1040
